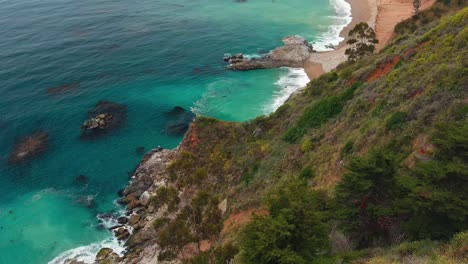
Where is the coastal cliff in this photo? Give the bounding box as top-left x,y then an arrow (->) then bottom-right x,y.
93,4 -> 467,264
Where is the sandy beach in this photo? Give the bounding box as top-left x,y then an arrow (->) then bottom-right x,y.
304,0 -> 436,79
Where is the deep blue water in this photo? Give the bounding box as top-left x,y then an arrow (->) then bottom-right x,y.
0,0 -> 349,263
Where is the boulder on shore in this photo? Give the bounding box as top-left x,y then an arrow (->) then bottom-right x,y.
8,131 -> 49,164
227,35 -> 315,70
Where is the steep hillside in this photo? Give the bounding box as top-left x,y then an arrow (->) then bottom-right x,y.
96,5 -> 467,264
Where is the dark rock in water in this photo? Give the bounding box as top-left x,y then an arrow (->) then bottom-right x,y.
166,122 -> 190,136
8,131 -> 49,164
97,213 -> 113,222
118,216 -> 128,225
136,146 -> 145,155
164,106 -> 195,136
223,53 -> 244,63
80,101 -> 127,139
117,188 -> 125,197
109,224 -> 124,230
227,35 -> 315,71
82,113 -> 113,130
165,106 -> 186,116
47,83 -> 80,94
74,175 -> 89,185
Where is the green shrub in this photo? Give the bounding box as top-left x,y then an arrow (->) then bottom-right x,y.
399,121 -> 468,239
157,218 -> 194,261
152,217 -> 170,230
334,150 -> 400,238
149,186 -> 180,212
340,140 -> 354,158
240,179 -> 330,264
299,166 -> 315,180
301,138 -> 314,153
283,83 -> 363,143
385,111 -> 408,130
193,167 -> 208,184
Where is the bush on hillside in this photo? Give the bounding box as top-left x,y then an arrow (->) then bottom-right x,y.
283,82 -> 363,143
240,179 -> 330,264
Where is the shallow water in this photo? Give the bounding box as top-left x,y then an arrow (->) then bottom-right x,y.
0,0 -> 350,263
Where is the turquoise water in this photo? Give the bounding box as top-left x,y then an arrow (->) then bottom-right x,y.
0,0 -> 349,263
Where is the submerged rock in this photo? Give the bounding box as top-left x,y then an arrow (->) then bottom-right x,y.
227,35 -> 315,70
74,175 -> 89,185
164,106 -> 195,136
80,101 -> 127,139
136,146 -> 145,155
118,216 -> 128,225
76,195 -> 96,208
8,131 -> 49,164
47,83 -> 80,94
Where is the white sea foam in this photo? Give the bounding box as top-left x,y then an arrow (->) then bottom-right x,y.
49,212 -> 128,264
263,67 -> 310,114
48,236 -> 125,264
314,0 -> 352,51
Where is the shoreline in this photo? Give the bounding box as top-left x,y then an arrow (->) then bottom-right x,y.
304,0 -> 377,79
60,1 -> 441,262
305,0 -> 436,80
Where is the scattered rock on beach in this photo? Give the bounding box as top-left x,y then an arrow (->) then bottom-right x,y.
80,101 -> 127,139
8,131 -> 49,164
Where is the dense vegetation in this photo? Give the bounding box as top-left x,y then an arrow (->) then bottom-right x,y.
128,3 -> 467,264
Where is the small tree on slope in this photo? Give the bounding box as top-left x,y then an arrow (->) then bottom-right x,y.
345,22 -> 378,62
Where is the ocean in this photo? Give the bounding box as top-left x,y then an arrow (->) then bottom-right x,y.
0,0 -> 351,263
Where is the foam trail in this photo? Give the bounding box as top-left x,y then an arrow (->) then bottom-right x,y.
264,67 -> 310,114
48,236 -> 125,264
314,0 -> 352,51
49,211 -> 128,264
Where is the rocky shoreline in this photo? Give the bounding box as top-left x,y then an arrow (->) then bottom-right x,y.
225,35 -> 315,71
88,148 -> 179,264
85,35 -> 318,264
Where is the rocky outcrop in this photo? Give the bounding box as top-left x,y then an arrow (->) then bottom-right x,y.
94,148 -> 177,263
81,101 -> 127,139
227,35 -> 315,70
95,248 -> 121,264
8,131 -> 49,164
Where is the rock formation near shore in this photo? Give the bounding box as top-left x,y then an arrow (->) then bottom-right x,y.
227,35 -> 315,70
80,101 -> 127,139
